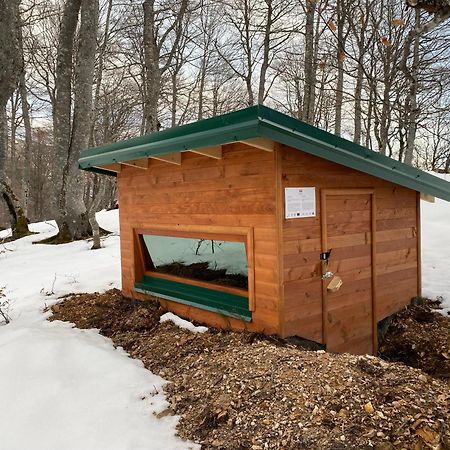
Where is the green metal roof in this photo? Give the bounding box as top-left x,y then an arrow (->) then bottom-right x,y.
79,104 -> 450,201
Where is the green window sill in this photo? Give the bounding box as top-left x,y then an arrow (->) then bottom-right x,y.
134,275 -> 252,322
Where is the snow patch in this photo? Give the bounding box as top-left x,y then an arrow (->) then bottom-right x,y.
96,208 -> 120,234
0,210 -> 198,450
421,173 -> 450,316
160,312 -> 208,333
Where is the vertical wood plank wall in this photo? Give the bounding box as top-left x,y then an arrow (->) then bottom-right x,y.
280,144 -> 419,342
118,143 -> 281,334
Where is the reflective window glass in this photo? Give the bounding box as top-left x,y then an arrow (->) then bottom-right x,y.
142,234 -> 248,290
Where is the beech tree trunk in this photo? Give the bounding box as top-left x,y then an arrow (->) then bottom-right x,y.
302,0 -> 316,124
404,10 -> 421,165
334,0 -> 345,136
257,0 -> 272,104
53,0 -> 99,243
0,0 -> 30,238
143,0 -> 162,133
353,31 -> 365,144
19,71 -> 32,217
142,0 -> 187,132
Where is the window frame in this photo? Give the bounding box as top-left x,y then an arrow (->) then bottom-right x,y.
134,225 -> 255,312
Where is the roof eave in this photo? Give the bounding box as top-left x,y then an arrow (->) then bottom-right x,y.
79,106 -> 262,170
258,119 -> 450,202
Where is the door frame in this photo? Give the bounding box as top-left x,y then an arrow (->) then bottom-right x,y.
320,188 -> 378,354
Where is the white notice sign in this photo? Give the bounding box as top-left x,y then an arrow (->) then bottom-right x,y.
285,187 -> 316,219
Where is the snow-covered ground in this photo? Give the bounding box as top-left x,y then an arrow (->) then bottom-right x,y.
0,184 -> 449,449
421,174 -> 450,316
0,210 -> 198,450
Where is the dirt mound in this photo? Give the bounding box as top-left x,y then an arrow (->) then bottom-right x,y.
380,299 -> 450,379
49,291 -> 450,450
52,289 -> 162,335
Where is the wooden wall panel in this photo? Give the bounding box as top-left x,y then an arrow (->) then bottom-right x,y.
280,145 -> 419,343
118,143 -> 280,335
117,138 -> 420,345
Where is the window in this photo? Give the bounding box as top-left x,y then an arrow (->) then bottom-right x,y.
134,228 -> 253,321
142,234 -> 248,289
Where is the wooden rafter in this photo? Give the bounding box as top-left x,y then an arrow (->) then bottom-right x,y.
149,152 -> 181,165
189,145 -> 222,159
94,163 -> 121,173
239,137 -> 274,152
120,158 -> 149,170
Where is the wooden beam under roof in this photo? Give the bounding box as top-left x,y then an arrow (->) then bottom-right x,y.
149,152 -> 181,165
239,137 -> 274,152
189,145 -> 222,159
94,163 -> 121,173
420,193 -> 435,203
120,158 -> 148,170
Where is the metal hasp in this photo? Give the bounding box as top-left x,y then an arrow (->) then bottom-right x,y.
78,104 -> 450,202
321,249 -> 334,280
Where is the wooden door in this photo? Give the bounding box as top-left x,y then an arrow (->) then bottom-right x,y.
321,189 -> 377,355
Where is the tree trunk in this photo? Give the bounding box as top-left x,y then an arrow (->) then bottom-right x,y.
142,0 -> 187,131
19,71 -> 32,217
1,180 -> 29,238
10,92 -> 17,163
52,0 -> 82,240
404,10 -> 421,166
334,0 -> 344,136
53,0 -> 99,243
0,0 -> 30,238
171,69 -> 178,127
143,0 -> 161,133
302,0 -> 316,124
87,176 -> 109,250
89,0 -> 113,148
353,44 -> 365,144
0,108 -> 7,174
258,0 -> 272,104
198,65 -> 206,120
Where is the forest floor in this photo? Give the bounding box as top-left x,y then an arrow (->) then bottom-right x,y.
50,290 -> 450,450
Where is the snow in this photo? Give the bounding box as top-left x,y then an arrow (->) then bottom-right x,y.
0,209 -> 198,450
160,312 -> 208,333
421,173 -> 450,315
1,178 -> 450,448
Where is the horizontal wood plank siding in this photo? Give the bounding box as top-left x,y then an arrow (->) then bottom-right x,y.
280,145 -> 419,342
118,143 -> 280,334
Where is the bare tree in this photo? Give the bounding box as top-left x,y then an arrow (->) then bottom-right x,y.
142,0 -> 188,132
302,0 -> 317,123
0,0 -> 30,239
52,0 -> 99,243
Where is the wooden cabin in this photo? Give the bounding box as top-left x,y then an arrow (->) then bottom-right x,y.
79,105 -> 450,355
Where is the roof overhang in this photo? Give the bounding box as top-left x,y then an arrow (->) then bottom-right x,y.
79,104 -> 450,202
